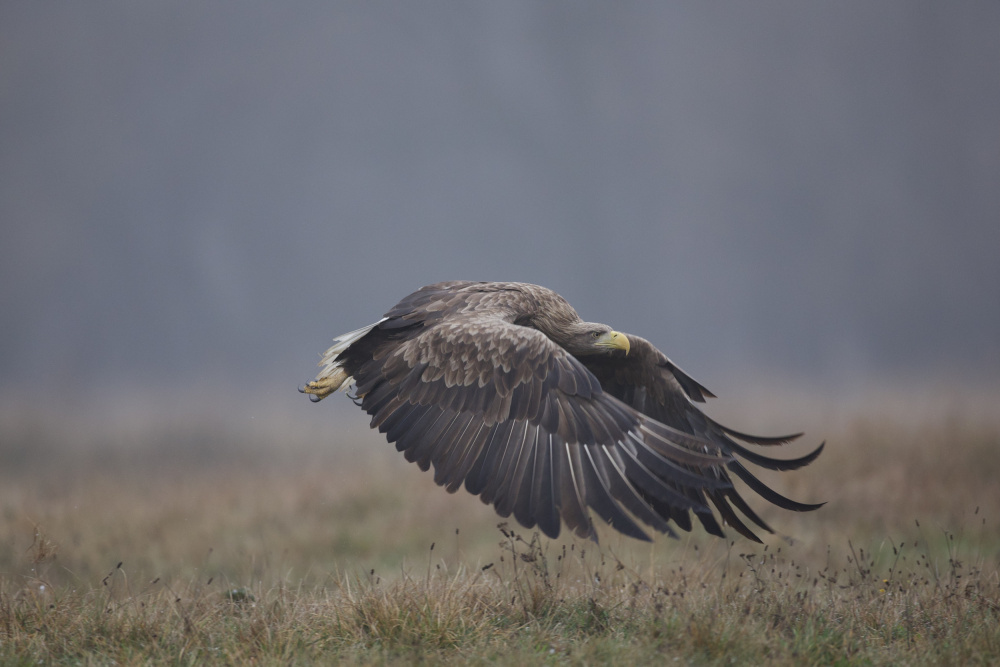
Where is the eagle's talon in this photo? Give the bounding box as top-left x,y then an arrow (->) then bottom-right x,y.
300,368 -> 350,402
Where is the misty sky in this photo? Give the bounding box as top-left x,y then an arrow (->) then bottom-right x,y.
1,2 -> 998,413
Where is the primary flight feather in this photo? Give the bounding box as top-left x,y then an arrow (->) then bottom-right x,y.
301,281 -> 823,542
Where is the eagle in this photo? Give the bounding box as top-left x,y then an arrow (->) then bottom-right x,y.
301,281 -> 823,543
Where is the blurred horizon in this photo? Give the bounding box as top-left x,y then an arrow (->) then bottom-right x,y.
2,2 -> 998,427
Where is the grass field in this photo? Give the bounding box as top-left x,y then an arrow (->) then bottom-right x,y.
1,394 -> 998,664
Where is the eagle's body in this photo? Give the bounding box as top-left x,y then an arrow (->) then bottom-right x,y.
302,281 -> 822,542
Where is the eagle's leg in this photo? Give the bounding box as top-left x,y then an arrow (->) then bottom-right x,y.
299,367 -> 349,402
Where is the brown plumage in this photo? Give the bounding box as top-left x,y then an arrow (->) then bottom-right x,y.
301,281 -> 823,542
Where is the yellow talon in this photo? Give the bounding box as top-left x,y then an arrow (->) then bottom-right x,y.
301,368 -> 349,401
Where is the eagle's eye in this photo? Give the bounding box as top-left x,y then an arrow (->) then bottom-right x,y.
591,331 -> 601,339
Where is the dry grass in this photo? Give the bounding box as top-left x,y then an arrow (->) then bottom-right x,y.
1,399 -> 999,664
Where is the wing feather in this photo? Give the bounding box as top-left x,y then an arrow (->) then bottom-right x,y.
465,420 -> 514,497
727,461 -> 827,512
484,420 -> 531,507
558,440 -> 596,540
438,422 -> 491,492
495,424 -> 539,518
524,434 -> 560,538
430,412 -> 476,484
580,446 -> 651,541
408,409 -> 460,470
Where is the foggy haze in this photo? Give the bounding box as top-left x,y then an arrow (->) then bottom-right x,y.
1,2 -> 998,416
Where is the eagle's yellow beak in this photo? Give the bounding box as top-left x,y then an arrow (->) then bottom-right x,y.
596,330 -> 630,355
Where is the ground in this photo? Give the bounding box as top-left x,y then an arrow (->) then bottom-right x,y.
1,397 -> 998,665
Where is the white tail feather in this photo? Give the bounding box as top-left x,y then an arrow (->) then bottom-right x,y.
315,318 -> 387,383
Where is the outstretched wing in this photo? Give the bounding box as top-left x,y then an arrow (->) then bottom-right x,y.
341,312 -> 736,542
581,334 -> 825,542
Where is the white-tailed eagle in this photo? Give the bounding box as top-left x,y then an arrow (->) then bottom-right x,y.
301,281 -> 823,543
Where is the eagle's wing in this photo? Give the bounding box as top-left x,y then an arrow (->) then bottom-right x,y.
345,313 -> 735,542
581,335 -> 825,542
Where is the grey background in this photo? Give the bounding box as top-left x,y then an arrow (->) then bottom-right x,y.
2,2 -> 998,424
